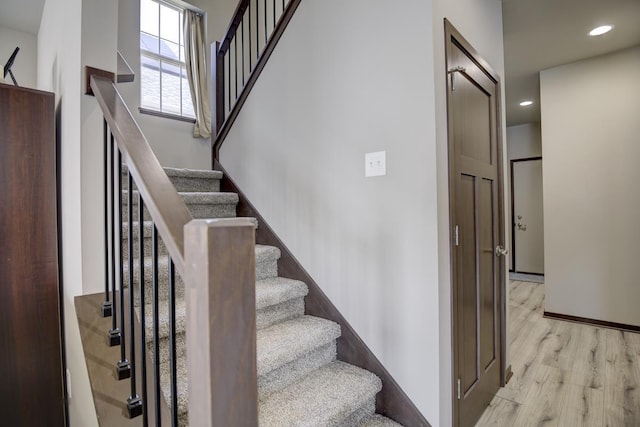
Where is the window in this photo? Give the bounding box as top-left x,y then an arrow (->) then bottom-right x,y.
140,0 -> 195,119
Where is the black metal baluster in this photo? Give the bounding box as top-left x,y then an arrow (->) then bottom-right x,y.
116,149 -> 131,380
168,258 -> 178,426
152,224 -> 162,426
234,36 -> 238,100
241,17 -> 245,85
272,0 -> 275,31
102,119 -> 112,318
139,195 -> 149,426
263,0 -> 267,46
282,0 -> 285,14
227,50 -> 231,113
248,0 -> 252,72
108,133 -> 121,347
127,171 -> 142,417
256,0 -> 260,61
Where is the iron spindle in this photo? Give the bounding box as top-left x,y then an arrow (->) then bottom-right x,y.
249,0 -> 252,71
107,133 -> 121,347
234,36 -> 238,100
241,18 -> 245,85
101,119 -> 112,317
139,195 -> 149,426
169,258 -> 178,426
116,148 -> 131,380
152,224 -> 162,426
127,171 -> 142,418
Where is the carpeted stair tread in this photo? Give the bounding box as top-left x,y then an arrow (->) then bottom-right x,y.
123,190 -> 238,220
258,361 -> 382,426
142,277 -> 309,342
122,165 -> 223,192
358,414 -> 404,427
123,164 -> 223,179
124,244 -> 282,302
162,167 -> 223,180
255,277 -> 308,309
257,316 -> 341,376
122,218 -> 259,258
124,190 -> 239,205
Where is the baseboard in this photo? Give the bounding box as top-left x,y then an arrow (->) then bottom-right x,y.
544,311 -> 640,333
504,365 -> 513,385
215,160 -> 431,427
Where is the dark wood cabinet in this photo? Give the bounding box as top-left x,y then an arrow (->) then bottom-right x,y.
0,83 -> 65,425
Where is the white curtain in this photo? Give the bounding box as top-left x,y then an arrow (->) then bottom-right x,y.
184,10 -> 212,138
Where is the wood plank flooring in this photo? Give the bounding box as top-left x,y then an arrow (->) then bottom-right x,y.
476,281 -> 640,427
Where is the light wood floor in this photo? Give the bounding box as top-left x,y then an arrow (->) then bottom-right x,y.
475,280 -> 640,427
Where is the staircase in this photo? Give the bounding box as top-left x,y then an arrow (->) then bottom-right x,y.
123,165 -> 402,427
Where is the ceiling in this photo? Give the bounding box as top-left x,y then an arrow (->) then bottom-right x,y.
0,0 -> 45,35
502,0 -> 640,126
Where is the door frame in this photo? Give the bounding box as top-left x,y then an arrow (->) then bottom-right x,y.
444,19 -> 508,427
510,156 -> 543,274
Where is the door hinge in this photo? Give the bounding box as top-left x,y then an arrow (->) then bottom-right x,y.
457,378 -> 461,400
455,225 -> 459,246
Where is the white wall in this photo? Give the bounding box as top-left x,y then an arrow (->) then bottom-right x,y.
116,0 -> 236,169
430,1 -> 506,426
220,0 -> 505,425
222,0 -> 439,422
506,122 -> 542,270
507,122 -> 541,161
80,0 -> 118,298
0,26 -> 37,88
541,46 -> 640,327
37,0 -> 98,424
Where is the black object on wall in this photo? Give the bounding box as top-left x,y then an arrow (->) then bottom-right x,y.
3,47 -> 20,86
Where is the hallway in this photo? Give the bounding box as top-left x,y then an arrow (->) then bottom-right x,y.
476,281 -> 640,426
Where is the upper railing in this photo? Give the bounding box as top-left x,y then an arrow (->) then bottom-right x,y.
212,0 -> 302,159
89,72 -> 257,426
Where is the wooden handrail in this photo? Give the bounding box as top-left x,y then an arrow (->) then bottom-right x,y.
90,74 -> 192,276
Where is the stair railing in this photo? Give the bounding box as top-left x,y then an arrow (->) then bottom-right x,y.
89,72 -> 257,426
212,0 -> 303,160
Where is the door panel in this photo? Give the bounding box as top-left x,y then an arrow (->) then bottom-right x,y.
513,159 -> 544,274
460,174 -> 478,393
455,80 -> 492,164
446,21 -> 505,427
479,178 -> 496,371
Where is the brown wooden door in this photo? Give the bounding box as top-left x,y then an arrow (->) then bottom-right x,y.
445,21 -> 506,427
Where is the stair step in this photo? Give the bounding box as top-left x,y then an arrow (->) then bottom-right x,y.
124,245 -> 281,304
258,361 -> 382,426
142,277 -> 309,347
122,219 -> 259,258
257,316 -> 340,396
358,414 -> 404,427
122,190 -> 238,220
122,165 -> 223,192
154,316 -> 342,424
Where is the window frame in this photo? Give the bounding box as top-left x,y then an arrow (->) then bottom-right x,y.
139,0 -> 196,121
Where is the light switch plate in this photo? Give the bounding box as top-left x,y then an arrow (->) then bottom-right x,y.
365,151 -> 386,177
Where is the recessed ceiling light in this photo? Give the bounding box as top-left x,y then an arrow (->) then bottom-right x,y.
589,25 -> 613,36
519,100 -> 534,107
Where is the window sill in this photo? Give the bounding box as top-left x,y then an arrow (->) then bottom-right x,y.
139,107 -> 196,124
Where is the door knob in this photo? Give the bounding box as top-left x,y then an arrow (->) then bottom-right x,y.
495,245 -> 508,256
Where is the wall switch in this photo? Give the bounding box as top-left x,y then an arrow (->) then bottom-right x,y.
365,151 -> 386,177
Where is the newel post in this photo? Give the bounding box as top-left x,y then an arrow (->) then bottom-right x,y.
184,218 -> 257,426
